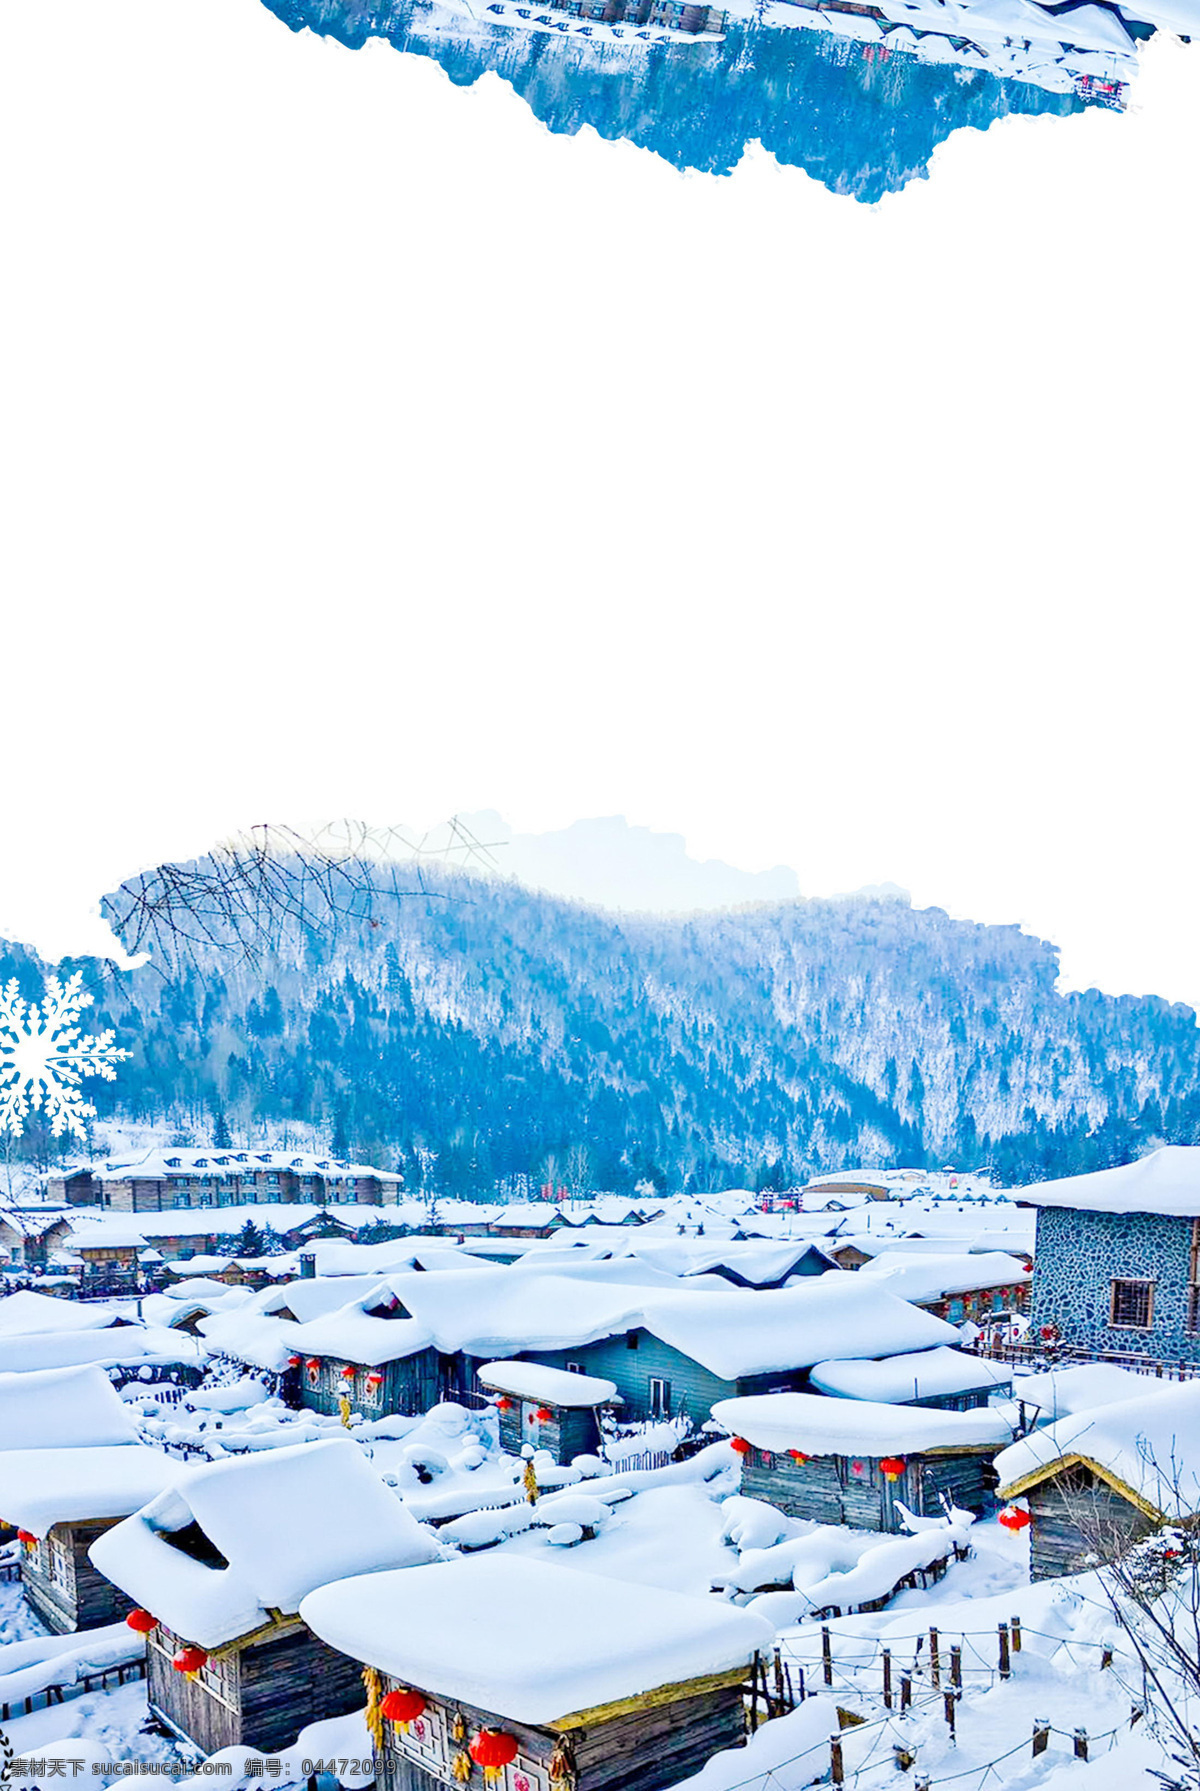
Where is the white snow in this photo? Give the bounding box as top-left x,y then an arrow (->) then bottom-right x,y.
300,1556 -> 774,1723
89,1436 -> 442,1648
1014,1363 -> 1158,1420
0,1290 -> 121,1336
712,1391 -> 1013,1456
809,1347 -> 1012,1404
856,1251 -> 1032,1303
477,1361 -> 618,1407
0,1445 -> 182,1535
1019,1145 -> 1200,1217
0,1363 -> 143,1448
995,1379 -> 1200,1515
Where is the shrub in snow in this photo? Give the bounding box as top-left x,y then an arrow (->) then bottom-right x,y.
532,1494 -> 609,1532
439,1504 -> 535,1550
545,1523 -> 585,1547
721,1497 -> 792,1553
571,1454 -> 608,1478
400,1445 -> 450,1478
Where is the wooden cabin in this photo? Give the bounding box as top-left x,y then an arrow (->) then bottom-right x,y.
299,1343 -> 443,1420
712,1392 -> 1012,1533
0,1362 -> 183,1633
476,1362 -> 620,1465
299,1556 -> 774,1791
89,1437 -> 441,1754
993,1379 -> 1200,1580
19,1519 -> 134,1633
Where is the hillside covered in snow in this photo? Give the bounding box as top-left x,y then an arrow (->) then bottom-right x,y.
4,862 -> 1199,1191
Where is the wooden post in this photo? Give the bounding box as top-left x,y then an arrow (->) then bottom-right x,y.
822,1626 -> 834,1687
1101,1648 -> 1113,1670
998,1622 -> 1011,1680
950,1645 -> 962,1690
893,1743 -> 915,1772
929,1628 -> 941,1689
882,1647 -> 893,1709
1010,1615 -> 1022,1654
1074,1730 -> 1088,1760
1032,1719 -> 1050,1757
900,1673 -> 912,1712
830,1734 -> 844,1786
943,1689 -> 957,1741
773,1647 -> 785,1717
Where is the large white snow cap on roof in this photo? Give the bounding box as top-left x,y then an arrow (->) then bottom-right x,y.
856,1252 -> 1031,1302
1018,1147 -> 1200,1218
712,1391 -> 1013,1456
809,1347 -> 1012,1404
300,1557 -> 773,1726
639,1279 -> 962,1381
0,1445 -> 182,1536
995,1381 -> 1200,1515
90,1437 -> 441,1649
0,1290 -> 120,1337
477,1362 -> 618,1407
1013,1364 -> 1154,1421
0,1362 -> 141,1449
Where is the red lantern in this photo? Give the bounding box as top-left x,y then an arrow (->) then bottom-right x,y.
787,1449 -> 809,1464
534,1407 -> 554,1424
17,1530 -> 37,1547
998,1506 -> 1031,1532
470,1729 -> 519,1781
125,1608 -> 158,1634
1022,1263 -> 1033,1274
879,1457 -> 906,1483
381,1688 -> 427,1726
495,1396 -> 514,1412
172,1646 -> 209,1675
286,1355 -> 302,1368
366,1372 -> 384,1390
340,1365 -> 356,1381
306,1357 -> 322,1378
730,1437 -> 753,1456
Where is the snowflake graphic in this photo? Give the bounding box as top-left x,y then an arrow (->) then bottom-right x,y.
0,972 -> 129,1140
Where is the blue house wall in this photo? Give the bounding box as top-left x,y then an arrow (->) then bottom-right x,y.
1030,1206 -> 1200,1361
514,1329 -> 806,1426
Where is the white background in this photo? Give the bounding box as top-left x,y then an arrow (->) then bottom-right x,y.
0,0 -> 1197,1000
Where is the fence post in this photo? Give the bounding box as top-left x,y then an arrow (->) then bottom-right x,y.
773,1648 -> 785,1717
822,1626 -> 833,1687
1074,1729 -> 1088,1760
943,1690 -> 957,1742
900,1673 -> 912,1712
998,1622 -> 1011,1680
1010,1615 -> 1022,1654
1101,1647 -> 1113,1670
893,1743 -> 915,1772
929,1628 -> 941,1689
950,1645 -> 962,1690
882,1648 -> 893,1709
830,1734 -> 844,1786
1032,1719 -> 1050,1757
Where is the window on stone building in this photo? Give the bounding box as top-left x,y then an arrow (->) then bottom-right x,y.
1110,1278 -> 1155,1329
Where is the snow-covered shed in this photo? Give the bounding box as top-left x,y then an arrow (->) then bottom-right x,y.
712,1391 -> 1013,1533
808,1347 -> 1012,1411
0,1364 -> 182,1632
88,1437 -> 441,1753
994,1380 -> 1200,1580
856,1252 -> 1033,1324
476,1362 -> 620,1463
0,1289 -> 124,1337
531,1279 -> 964,1428
300,1556 -> 773,1791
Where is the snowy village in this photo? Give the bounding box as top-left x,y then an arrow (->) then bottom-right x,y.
5,1132 -> 1200,1791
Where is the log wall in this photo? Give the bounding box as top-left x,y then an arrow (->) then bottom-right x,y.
20,1522 -> 130,1635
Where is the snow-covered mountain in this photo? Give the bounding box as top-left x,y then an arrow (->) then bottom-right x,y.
4,856 -> 1194,1195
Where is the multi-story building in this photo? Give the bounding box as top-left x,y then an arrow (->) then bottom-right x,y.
47,1148 -> 402,1214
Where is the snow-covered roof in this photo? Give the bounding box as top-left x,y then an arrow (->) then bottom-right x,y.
712,1391 -> 1013,1456
90,1148 -> 401,1184
0,1326 -> 199,1375
299,1557 -> 773,1724
1013,1364 -> 1156,1421
89,1437 -> 441,1650
477,1362 -> 618,1407
856,1252 -> 1032,1303
808,1347 -> 1012,1404
0,1290 -> 122,1337
0,1445 -> 181,1535
377,1270 -> 653,1358
995,1382 -> 1200,1515
0,1363 -> 143,1448
1018,1148 -> 1200,1218
639,1280 -> 962,1381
